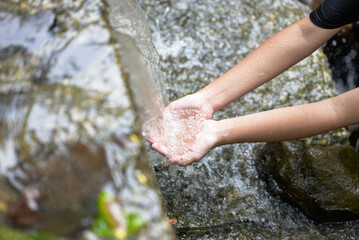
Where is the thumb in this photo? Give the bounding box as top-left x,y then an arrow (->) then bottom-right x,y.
151,143 -> 169,157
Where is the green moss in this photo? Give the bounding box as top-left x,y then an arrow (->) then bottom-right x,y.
28,231 -> 63,240
0,227 -> 29,240
0,227 -> 62,240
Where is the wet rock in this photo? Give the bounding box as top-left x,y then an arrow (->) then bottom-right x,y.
137,0 -> 359,238
7,142 -> 110,234
257,141 -> 359,222
0,0 -> 173,239
324,23 -> 359,90
138,0 -> 355,238
0,177 -> 17,226
300,1 -> 359,94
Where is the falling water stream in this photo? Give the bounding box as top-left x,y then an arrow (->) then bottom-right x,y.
137,0 -> 359,239
0,0 -> 359,239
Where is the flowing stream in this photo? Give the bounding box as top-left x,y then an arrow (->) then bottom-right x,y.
0,0 -> 359,239
137,0 -> 359,239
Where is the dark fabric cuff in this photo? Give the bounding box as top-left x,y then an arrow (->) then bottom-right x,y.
309,0 -> 359,29
309,9 -> 345,29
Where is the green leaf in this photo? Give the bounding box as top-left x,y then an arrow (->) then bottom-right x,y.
93,189 -> 147,238
91,217 -> 114,238
125,212 -> 146,235
97,190 -> 116,228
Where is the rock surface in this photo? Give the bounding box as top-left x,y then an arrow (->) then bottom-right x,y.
257,141 -> 359,222
139,0 -> 359,239
0,0 -> 173,239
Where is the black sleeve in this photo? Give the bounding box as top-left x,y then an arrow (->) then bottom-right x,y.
309,0 -> 359,29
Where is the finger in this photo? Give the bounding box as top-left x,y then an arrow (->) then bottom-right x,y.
147,136 -> 154,144
147,133 -> 162,145
166,158 -> 176,165
166,155 -> 178,165
173,154 -> 194,167
142,130 -> 154,143
175,161 -> 188,167
166,101 -> 181,110
151,143 -> 169,156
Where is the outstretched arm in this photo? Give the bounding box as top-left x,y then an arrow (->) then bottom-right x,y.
198,15 -> 340,112
161,88 -> 359,166
215,88 -> 359,145
149,15 -> 344,165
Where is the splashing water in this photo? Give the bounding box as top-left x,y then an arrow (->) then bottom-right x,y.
143,109 -> 205,160
137,0 -> 358,239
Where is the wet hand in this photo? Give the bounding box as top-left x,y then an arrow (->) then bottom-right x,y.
151,116 -> 218,166
144,92 -> 218,165
166,93 -> 214,120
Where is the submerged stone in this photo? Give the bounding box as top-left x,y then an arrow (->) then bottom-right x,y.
6,142 -> 110,233
257,141 -> 359,222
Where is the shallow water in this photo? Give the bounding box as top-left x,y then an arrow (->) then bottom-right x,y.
0,0 -> 173,239
1,0 -> 358,239
138,0 -> 359,239
144,109 -> 205,161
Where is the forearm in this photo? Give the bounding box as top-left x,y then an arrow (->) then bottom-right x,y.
216,101 -> 337,144
199,16 -> 340,112
215,88 -> 359,145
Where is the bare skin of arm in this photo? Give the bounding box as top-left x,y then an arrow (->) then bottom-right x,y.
198,16 -> 340,112
149,15 -> 357,166
155,89 -> 359,166
215,88 -> 359,145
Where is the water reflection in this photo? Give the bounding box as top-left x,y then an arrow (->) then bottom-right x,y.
0,0 -> 173,239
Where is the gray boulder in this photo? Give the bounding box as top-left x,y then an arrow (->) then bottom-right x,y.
258,141 -> 359,222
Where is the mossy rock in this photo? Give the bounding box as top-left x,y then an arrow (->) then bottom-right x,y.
257,141 -> 359,222
0,0 -> 174,239
0,227 -> 29,240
